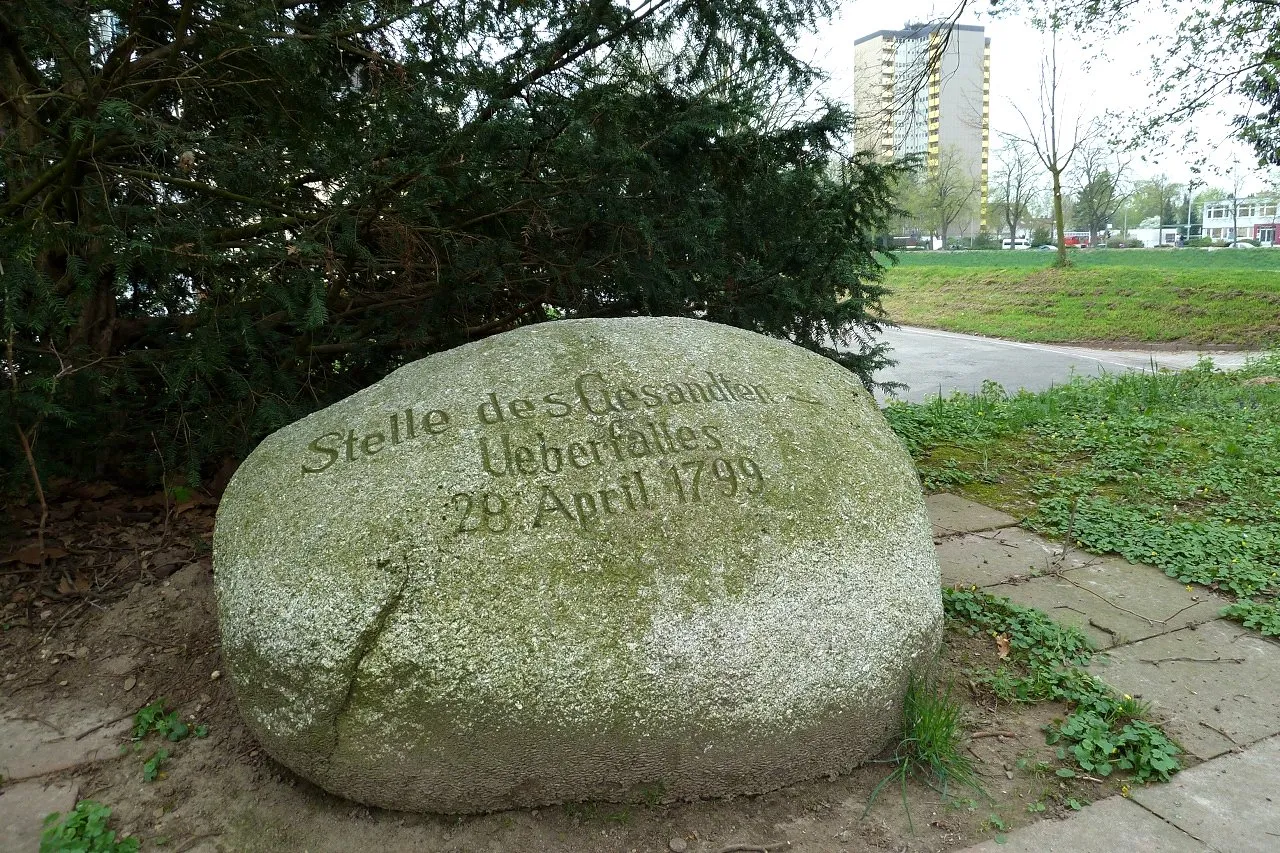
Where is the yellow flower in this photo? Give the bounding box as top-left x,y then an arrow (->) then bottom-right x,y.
1186,585 -> 1193,591
1121,784 -> 1131,798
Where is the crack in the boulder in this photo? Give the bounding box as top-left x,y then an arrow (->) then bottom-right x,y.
321,555 -> 412,774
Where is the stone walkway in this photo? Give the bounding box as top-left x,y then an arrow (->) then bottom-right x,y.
928,493 -> 1280,853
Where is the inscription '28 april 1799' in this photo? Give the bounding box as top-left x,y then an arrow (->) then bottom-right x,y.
451,455 -> 765,533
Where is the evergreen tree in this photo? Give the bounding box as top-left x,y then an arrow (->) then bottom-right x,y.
1,1 -> 903,485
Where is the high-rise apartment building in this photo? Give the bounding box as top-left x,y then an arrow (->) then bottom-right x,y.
853,23 -> 991,235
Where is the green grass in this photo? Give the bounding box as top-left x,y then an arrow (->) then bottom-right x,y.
866,665 -> 985,830
885,355 -> 1280,637
879,249 -> 1280,347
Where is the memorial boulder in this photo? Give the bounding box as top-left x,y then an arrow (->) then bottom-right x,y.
213,317 -> 942,813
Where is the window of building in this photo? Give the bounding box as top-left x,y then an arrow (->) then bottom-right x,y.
1206,204 -> 1230,219
1238,204 -> 1256,217
1260,204 -> 1277,217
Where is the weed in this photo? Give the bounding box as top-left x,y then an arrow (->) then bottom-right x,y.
133,699 -> 206,742
128,699 -> 208,781
1048,713 -> 1180,783
40,800 -> 138,853
1015,756 -> 1052,775
947,797 -> 980,812
143,748 -> 170,782
866,667 -> 986,829
943,587 -> 1182,784
1220,599 -> 1280,637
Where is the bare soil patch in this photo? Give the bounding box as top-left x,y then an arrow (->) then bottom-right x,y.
3,484 -> 1120,852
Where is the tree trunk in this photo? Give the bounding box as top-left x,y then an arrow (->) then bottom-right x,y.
1052,167 -> 1068,267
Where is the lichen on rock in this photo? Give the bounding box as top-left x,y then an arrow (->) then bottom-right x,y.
213,317 -> 943,813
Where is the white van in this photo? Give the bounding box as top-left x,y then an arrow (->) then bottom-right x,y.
1001,238 -> 1032,250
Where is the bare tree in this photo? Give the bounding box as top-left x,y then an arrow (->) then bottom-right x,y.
1071,144 -> 1130,246
1008,9 -> 1089,267
991,139 -> 1039,245
906,145 -> 978,246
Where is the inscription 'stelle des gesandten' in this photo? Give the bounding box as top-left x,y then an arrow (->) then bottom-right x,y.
213,317 -> 943,814
299,370 -> 778,531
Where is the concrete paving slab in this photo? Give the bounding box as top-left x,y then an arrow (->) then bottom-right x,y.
0,709 -> 129,782
986,558 -> 1229,649
935,527 -> 1089,586
1090,621 -> 1280,760
0,779 -> 78,852
956,795 -> 1208,852
1132,734 -> 1280,853
925,493 -> 1018,537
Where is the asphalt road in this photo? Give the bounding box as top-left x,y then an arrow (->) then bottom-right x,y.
866,326 -> 1269,405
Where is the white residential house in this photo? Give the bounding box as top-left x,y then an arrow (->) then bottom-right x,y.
1201,196 -> 1280,244
1129,216 -> 1182,247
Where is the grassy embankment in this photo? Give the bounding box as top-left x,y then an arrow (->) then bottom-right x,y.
885,355 -> 1280,637
879,249 -> 1280,349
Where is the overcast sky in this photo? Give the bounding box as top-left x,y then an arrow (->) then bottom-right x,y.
796,0 -> 1269,195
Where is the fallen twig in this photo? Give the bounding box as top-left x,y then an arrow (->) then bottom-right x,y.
1056,574 -> 1202,627
1087,619 -> 1118,638
969,730 -> 1017,740
716,843 -> 791,853
1139,656 -> 1245,665
119,630 -> 170,648
1198,721 -> 1240,745
73,709 -> 135,741
38,600 -> 88,643
175,833 -> 220,853
16,714 -> 64,735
